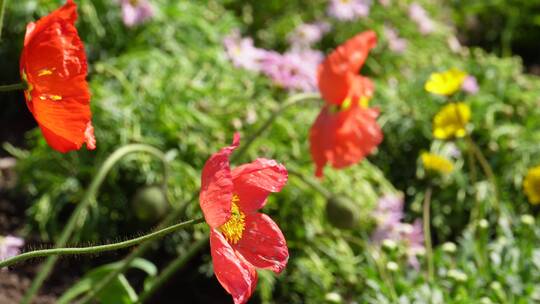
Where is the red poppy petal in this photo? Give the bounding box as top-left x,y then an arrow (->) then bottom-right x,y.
200,134 -> 240,228
23,0 -> 77,45
210,229 -> 258,304
231,158 -> 288,213
317,31 -> 377,106
309,105 -> 383,178
234,213 -> 289,274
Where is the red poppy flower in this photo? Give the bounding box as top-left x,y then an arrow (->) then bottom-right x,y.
317,30 -> 377,106
200,134 -> 289,304
310,30 -> 382,178
20,0 -> 95,153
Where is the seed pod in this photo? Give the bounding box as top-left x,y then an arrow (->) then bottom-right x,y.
325,196 -> 360,229
132,186 -> 169,223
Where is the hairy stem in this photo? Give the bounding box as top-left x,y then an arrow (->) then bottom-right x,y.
23,144 -> 169,304
0,218 -> 204,268
0,82 -> 25,92
423,186 -> 434,282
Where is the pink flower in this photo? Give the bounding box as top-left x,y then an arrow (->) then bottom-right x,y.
371,194 -> 404,242
461,75 -> 479,94
327,0 -> 371,21
223,31 -> 267,72
408,3 -> 435,35
259,49 -> 323,92
383,26 -> 408,53
0,236 -> 24,262
120,0 -> 154,27
288,22 -> 331,50
397,220 -> 425,269
378,0 -> 391,6
371,195 -> 425,269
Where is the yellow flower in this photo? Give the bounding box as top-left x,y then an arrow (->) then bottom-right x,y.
421,152 -> 454,174
425,68 -> 467,96
433,102 -> 470,140
523,165 -> 540,204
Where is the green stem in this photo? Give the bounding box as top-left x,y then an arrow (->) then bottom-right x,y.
22,144 -> 169,304
234,92 -> 320,159
0,218 -> 203,269
0,82 -> 25,92
138,236 -> 209,303
288,168 -> 331,199
77,92 -> 319,304
423,186 -> 434,282
0,0 -> 7,41
468,138 -> 500,213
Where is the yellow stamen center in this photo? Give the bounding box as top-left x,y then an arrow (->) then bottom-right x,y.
37,69 -> 54,77
219,195 -> 246,244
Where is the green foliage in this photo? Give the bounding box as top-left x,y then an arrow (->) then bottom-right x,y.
2,0 -> 540,303
57,258 -> 157,304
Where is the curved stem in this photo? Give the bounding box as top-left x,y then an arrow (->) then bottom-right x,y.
0,82 -> 25,92
233,92 -> 320,159
288,168 -> 331,199
138,236 -> 209,303
0,0 -> 7,41
0,218 -> 203,269
23,144 -> 169,304
77,92 -> 319,304
423,186 -> 434,282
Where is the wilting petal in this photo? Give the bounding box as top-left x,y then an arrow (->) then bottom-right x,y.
234,213 -> 289,274
309,105 -> 382,177
200,134 -> 240,228
210,229 -> 258,304
20,0 -> 94,153
231,158 -> 288,213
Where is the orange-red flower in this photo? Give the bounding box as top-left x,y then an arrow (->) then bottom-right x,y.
20,0 -> 95,153
310,31 -> 382,177
199,134 -> 289,304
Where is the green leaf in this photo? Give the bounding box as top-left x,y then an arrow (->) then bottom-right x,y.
58,258 -> 157,304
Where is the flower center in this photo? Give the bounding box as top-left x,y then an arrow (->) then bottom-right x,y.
218,195 -> 246,244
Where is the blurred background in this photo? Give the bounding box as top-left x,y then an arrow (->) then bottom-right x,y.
0,0 -> 540,303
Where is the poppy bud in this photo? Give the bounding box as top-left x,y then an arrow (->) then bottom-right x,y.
325,196 -> 360,229
132,186 -> 169,223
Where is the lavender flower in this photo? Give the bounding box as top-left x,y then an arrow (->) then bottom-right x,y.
461,75 -> 479,94
383,26 -> 408,53
120,0 -> 154,27
0,236 -> 24,261
327,0 -> 371,21
398,220 -> 425,269
259,49 -> 323,92
288,22 -> 331,50
223,31 -> 267,72
408,3 -> 435,35
371,194 -> 404,243
371,194 -> 425,269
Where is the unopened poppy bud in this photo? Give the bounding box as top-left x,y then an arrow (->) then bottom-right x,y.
132,186 -> 169,223
325,196 -> 360,229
